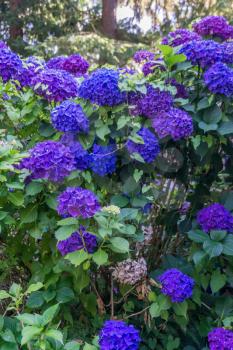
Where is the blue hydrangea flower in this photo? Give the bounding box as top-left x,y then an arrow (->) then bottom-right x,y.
57,187 -> 101,218
99,320 -> 141,350
208,328 -> 233,350
0,41 -> 8,49
16,56 -> 44,88
197,203 -> 233,233
179,40 -> 223,68
57,226 -> 97,256
51,100 -> 89,133
32,69 -> 79,102
18,141 -> 75,182
126,128 -> 160,163
78,68 -> 126,106
90,144 -> 117,176
133,50 -> 155,63
0,49 -> 23,83
152,107 -> 193,141
193,16 -> 233,40
128,85 -> 173,119
204,62 -> 233,97
46,56 -> 66,70
162,29 -> 201,47
158,268 -> 195,303
222,42 -> 233,64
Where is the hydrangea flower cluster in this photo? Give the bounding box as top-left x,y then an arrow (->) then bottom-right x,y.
222,42 -> 233,64
133,50 -> 155,63
60,133 -> 90,170
193,16 -> 233,40
162,29 -> 201,47
99,320 -> 141,350
129,85 -> 173,119
126,128 -> 160,163
51,100 -> 89,133
142,60 -> 165,76
57,227 -> 97,256
180,40 -> 223,68
16,56 -> 44,88
32,69 -> 79,102
112,258 -> 147,285
46,54 -> 89,76
158,268 -> 195,303
57,187 -> 101,218
90,144 -> 117,176
79,68 -> 126,106
152,107 -> 193,141
197,203 -> 233,233
18,141 -> 75,182
208,328 -> 233,350
46,56 -> 66,70
204,63 -> 233,97
0,49 -> 23,83
0,41 -> 8,49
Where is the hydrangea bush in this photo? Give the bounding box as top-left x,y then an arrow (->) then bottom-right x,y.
0,15 -> 233,350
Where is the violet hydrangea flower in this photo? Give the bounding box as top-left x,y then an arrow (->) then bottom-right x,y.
142,60 -> 166,76
51,100 -> 89,133
193,16 -> 233,40
62,54 -> 89,76
46,56 -> 66,70
204,62 -> 233,97
57,226 -> 97,256
126,128 -> 160,163
158,268 -> 195,303
99,320 -> 141,350
152,107 -> 193,141
133,50 -> 155,63
0,48 -> 23,83
208,327 -> 233,350
90,144 -> 117,176
57,187 -> 101,218
0,41 -> 8,49
197,203 -> 233,233
78,68 -> 126,106
32,69 -> 79,102
222,42 -> 233,64
16,56 -> 44,88
18,141 -> 75,182
128,85 -> 173,119
162,29 -> 201,47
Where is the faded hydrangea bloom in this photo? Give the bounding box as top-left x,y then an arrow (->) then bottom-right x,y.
57,187 -> 101,218
57,226 -> 97,256
204,63 -> 233,97
99,320 -> 141,350
18,141 -> 75,182
197,203 -> 233,233
112,258 -> 147,285
193,16 -> 233,40
162,29 -> 201,47
79,68 -> 126,106
158,268 -> 195,302
152,108 -> 193,141
208,328 -> 233,350
51,100 -> 89,133
90,144 -> 117,176
136,225 -> 154,253
102,205 -> 120,215
126,127 -> 160,163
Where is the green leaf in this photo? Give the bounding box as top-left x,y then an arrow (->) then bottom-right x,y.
65,250 -> 89,266
173,301 -> 188,318
9,283 -> 22,297
188,230 -> 208,243
64,341 -> 81,350
166,54 -> 186,67
203,240 -> 223,258
111,195 -> 129,207
117,116 -> 131,130
133,169 -> 143,182
95,122 -> 110,141
157,294 -> 171,311
0,290 -> 11,300
26,182 -> 43,196
55,225 -> 77,241
203,105 -> 222,124
56,287 -> 74,303
158,44 -> 173,56
21,326 -> 43,345
198,121 -> 218,132
26,291 -> 44,309
8,192 -> 24,206
197,97 -> 209,111
57,218 -> 79,226
128,134 -> 144,144
21,205 -> 38,224
83,344 -> 97,350
218,121 -> 233,135
149,302 -> 160,318
16,314 -> 39,326
210,270 -> 226,293
109,237 -> 129,253
193,251 -> 206,265
210,230 -> 227,241
222,235 -> 233,256
45,329 -> 63,344
92,249 -> 108,266
41,304 -> 60,326
26,282 -> 43,294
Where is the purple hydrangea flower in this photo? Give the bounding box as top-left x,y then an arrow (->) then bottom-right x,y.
152,107 -> 193,141
79,68 -> 126,106
162,29 -> 201,47
193,16 -> 233,40
128,85 -> 173,119
0,49 -> 23,83
16,56 -> 44,88
126,128 -> 160,163
57,226 -> 97,256
204,62 -> 233,97
133,50 -> 155,63
0,41 -> 8,49
32,69 -> 79,102
166,78 -> 188,99
208,328 -> 233,350
18,141 -> 75,182
222,42 -> 233,64
60,133 -> 90,170
57,187 -> 101,218
142,60 -> 166,76
90,144 -> 117,176
179,40 -> 223,68
62,54 -> 89,76
99,320 -> 141,350
158,268 -> 195,303
51,100 -> 89,133
46,56 -> 66,70
197,203 -> 233,233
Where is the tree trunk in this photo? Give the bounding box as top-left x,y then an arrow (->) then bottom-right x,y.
9,0 -> 23,39
102,0 -> 118,38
